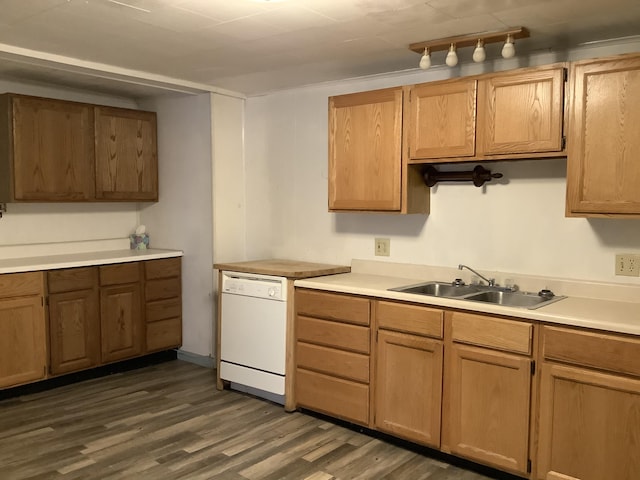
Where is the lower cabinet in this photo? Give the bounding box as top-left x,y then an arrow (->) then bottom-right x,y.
537,326 -> 640,480
48,267 -> 100,375
144,258 -> 182,352
444,312 -> 534,476
374,300 -> 443,448
295,289 -> 371,425
0,272 -> 46,389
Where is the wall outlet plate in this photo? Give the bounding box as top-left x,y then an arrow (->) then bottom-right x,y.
375,238 -> 390,257
615,253 -> 640,277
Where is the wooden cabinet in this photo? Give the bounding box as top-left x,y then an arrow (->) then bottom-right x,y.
566,53 -> 640,217
408,64 -> 566,163
0,272 -> 46,389
99,263 -> 143,363
95,106 -> 158,201
0,94 -> 95,201
144,258 -> 182,352
328,87 -> 429,214
443,311 -> 534,476
537,326 -> 640,480
374,301 -> 443,448
0,93 -> 158,203
295,289 -> 371,425
48,267 -> 100,375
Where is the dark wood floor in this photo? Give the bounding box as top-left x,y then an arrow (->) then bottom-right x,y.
0,360 -> 497,480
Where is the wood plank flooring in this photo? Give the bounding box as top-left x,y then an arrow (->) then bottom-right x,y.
0,360 -> 499,480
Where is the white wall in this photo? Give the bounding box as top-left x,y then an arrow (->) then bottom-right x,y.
244,43 -> 640,285
139,93 -> 214,358
0,79 -> 139,259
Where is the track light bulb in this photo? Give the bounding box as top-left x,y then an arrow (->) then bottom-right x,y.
419,47 -> 431,69
472,39 -> 486,63
445,43 -> 458,67
502,34 -> 515,58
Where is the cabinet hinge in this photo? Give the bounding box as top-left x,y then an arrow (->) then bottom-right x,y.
376,330 -> 379,343
563,67 -> 568,82
527,459 -> 532,473
562,136 -> 566,150
531,361 -> 536,376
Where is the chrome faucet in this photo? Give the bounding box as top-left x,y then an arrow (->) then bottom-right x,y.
458,264 -> 495,287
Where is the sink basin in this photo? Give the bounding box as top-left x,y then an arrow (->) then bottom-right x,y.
463,290 -> 565,309
390,281 -> 482,297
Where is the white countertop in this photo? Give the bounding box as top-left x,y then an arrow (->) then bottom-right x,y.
0,249 -> 183,274
295,269 -> 640,336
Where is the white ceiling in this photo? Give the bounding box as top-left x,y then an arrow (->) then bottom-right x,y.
0,0 -> 639,98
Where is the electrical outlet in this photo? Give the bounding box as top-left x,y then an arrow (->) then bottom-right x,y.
615,254 -> 640,277
375,238 -> 390,257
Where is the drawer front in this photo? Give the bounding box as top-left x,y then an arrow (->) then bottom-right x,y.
297,342 -> 369,383
146,318 -> 182,352
296,289 -> 370,326
48,267 -> 96,294
297,315 -> 370,354
146,298 -> 182,323
99,262 -> 140,286
0,271 -> 43,298
542,326 -> 640,378
451,312 -> 533,355
145,278 -> 181,302
376,300 -> 443,338
145,257 -> 181,280
296,368 -> 369,425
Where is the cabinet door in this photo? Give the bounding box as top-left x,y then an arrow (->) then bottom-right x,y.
328,87 -> 402,211
447,343 -> 531,475
566,55 -> 640,216
10,95 -> 95,201
537,363 -> 640,480
409,79 -> 476,159
0,296 -> 46,388
374,329 -> 442,447
49,289 -> 100,375
94,106 -> 158,201
100,283 -> 142,363
478,67 -> 564,155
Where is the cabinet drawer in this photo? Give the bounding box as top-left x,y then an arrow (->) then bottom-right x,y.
145,278 -> 181,302
451,312 -> 533,355
146,298 -> 182,323
297,342 -> 369,383
99,262 -> 140,286
297,316 -> 370,354
48,267 -> 97,294
376,300 -> 443,338
296,368 -> 369,425
145,257 -> 181,280
542,326 -> 640,378
296,289 -> 370,326
0,272 -> 43,298
146,318 -> 182,352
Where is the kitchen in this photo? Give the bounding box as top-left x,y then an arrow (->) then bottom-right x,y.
1,0 -> 640,479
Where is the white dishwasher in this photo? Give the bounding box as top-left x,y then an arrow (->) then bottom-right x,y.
219,270 -> 288,404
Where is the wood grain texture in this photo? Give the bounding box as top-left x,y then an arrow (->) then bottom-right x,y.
0,360 -> 495,480
451,312 -> 533,355
566,53 -> 640,217
100,262 -> 141,286
297,289 -> 370,326
297,316 -> 370,354
0,271 -> 43,298
375,300 -> 443,338
100,283 -> 142,363
145,257 -> 182,279
328,87 -> 403,212
297,341 -> 369,383
94,106 -> 158,201
213,259 -> 350,279
48,267 -> 97,294
409,78 -> 477,159
537,363 -> 640,480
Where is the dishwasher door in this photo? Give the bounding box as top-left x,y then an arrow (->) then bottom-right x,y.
220,271 -> 287,397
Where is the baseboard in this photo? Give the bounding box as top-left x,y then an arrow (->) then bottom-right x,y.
177,349 -> 215,369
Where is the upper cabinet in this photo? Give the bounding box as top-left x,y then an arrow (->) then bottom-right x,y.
328,87 -> 429,214
566,53 -> 640,217
407,64 -> 567,163
95,106 -> 158,201
0,93 -> 158,203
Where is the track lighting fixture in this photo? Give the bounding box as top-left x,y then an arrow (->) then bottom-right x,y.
409,27 -> 529,69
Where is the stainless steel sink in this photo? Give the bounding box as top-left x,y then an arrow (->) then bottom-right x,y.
390,281 -> 482,297
390,281 -> 566,309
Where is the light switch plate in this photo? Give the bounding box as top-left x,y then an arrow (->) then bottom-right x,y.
375,238 -> 390,257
